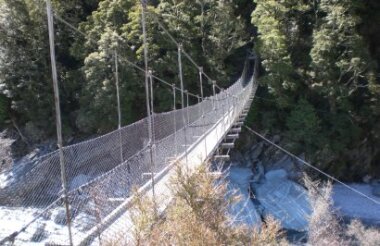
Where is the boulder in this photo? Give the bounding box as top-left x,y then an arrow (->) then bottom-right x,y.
249,143 -> 264,161
227,182 -> 262,229
252,161 -> 265,183
54,209 -> 68,225
265,169 -> 287,180
227,167 -> 262,228
41,210 -> 52,221
31,224 -> 47,242
228,167 -> 253,187
265,155 -> 304,180
243,151 -> 252,164
70,174 -> 89,190
253,169 -> 311,231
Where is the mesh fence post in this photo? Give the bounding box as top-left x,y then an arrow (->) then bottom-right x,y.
46,1 -> 73,245
178,44 -> 188,165
178,44 -> 185,107
184,97 -> 189,165
199,67 -> 204,99
199,68 -> 208,157
212,80 -> 216,111
149,70 -> 156,139
172,84 -> 177,156
148,69 -> 156,168
212,80 -> 219,148
148,71 -> 157,199
185,90 -> 191,141
196,96 -> 204,159
114,50 -> 124,164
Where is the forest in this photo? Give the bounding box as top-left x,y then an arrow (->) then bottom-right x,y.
0,0 -> 379,181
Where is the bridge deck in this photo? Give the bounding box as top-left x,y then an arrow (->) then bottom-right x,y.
77,88 -> 256,245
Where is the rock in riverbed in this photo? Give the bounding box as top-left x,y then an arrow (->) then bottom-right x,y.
252,169 -> 311,231
226,167 -> 262,229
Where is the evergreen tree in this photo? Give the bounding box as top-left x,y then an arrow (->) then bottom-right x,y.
0,0 -> 53,133
74,0 -> 143,133
0,0 -> 99,138
309,0 -> 377,174
75,0 -> 249,133
252,0 -> 380,179
310,0 -> 375,114
252,0 -> 309,108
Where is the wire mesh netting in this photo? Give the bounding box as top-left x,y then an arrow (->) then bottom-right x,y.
0,62 -> 257,245
0,1 -> 260,244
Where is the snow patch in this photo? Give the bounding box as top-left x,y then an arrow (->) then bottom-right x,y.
332,183 -> 380,226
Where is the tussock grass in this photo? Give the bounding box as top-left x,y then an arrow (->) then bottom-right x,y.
104,164 -> 380,245
305,176 -> 380,246
125,163 -> 286,245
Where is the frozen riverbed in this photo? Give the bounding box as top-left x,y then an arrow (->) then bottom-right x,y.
332,184 -> 380,226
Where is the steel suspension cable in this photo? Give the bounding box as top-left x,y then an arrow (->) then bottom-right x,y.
48,3 -> 202,102
243,125 -> 380,206
147,9 -> 216,84
34,0 -> 208,103
141,0 -> 156,200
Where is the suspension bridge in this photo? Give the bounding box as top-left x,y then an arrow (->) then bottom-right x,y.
0,0 -> 258,245
1,1 -> 380,245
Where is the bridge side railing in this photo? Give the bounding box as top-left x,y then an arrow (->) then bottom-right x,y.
0,63 -> 257,245
75,70 -> 257,245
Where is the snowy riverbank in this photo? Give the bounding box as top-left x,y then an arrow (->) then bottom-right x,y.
333,184 -> 380,226
226,166 -> 380,231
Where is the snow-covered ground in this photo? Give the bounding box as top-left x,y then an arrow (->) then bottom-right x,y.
0,206 -> 95,245
1,179 -> 379,245
332,184 -> 380,226
227,166 -> 380,231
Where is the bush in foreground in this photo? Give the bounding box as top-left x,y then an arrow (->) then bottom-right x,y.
128,164 -> 286,245
107,163 -> 380,245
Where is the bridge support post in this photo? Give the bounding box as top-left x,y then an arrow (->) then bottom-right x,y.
141,0 -> 156,201
46,1 -> 73,245
212,80 -> 220,149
